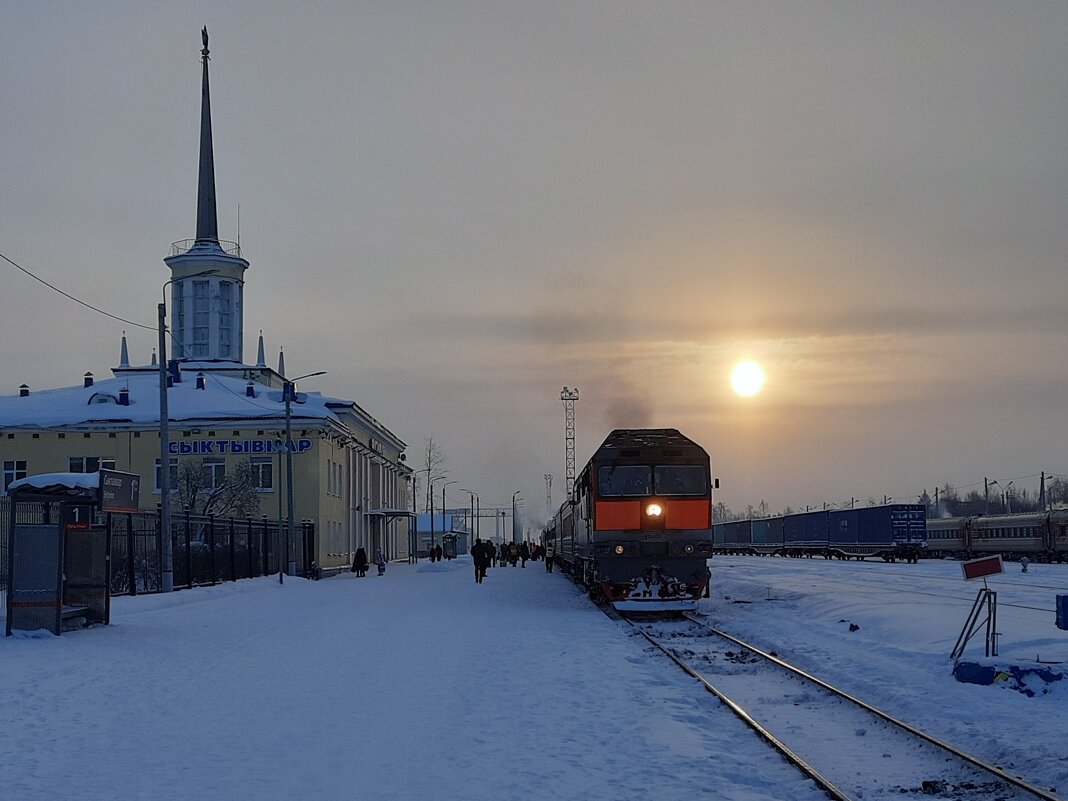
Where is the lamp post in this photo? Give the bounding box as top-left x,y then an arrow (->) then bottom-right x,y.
512,491 -> 521,544
282,370 -> 327,580
1004,481 -> 1014,514
988,480 -> 1001,515
441,480 -> 457,547
461,488 -> 478,551
158,269 -> 217,593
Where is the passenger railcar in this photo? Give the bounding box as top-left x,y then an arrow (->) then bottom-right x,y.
548,429 -> 715,612
926,511 -> 1068,561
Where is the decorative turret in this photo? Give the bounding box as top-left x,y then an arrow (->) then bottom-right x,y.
163,27 -> 249,364
118,331 -> 130,369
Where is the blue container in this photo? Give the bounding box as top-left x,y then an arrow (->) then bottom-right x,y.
1057,595 -> 1068,631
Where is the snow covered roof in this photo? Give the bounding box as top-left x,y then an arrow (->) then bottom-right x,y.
8,471 -> 100,495
0,371 -> 345,430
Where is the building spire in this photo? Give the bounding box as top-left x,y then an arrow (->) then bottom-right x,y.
195,26 -> 218,243
256,330 -> 266,367
119,331 -> 130,368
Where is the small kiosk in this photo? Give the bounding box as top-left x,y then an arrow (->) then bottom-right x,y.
5,469 -> 139,636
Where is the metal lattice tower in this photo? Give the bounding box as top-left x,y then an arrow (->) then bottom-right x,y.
560,386 -> 579,496
544,473 -> 553,516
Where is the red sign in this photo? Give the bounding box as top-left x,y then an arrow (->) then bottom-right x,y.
961,555 -> 1003,581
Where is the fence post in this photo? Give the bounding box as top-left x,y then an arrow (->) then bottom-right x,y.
246,516 -> 254,578
156,504 -> 164,592
126,513 -> 137,596
262,515 -> 269,576
208,513 -> 217,586
229,518 -> 237,582
185,507 -> 193,589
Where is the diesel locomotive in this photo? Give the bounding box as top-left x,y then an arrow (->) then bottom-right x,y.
545,429 -> 715,612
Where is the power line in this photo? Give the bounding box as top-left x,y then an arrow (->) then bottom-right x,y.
1,250 -> 155,331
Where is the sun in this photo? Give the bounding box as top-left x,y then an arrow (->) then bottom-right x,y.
731,360 -> 766,397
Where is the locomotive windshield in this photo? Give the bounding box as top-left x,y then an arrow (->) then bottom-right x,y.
598,464 -> 708,497
598,466 -> 651,497
654,465 -> 708,496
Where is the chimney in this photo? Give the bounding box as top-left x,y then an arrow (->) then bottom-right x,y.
245,381 -> 255,397
84,372 -> 94,388
119,387 -> 130,406
19,384 -> 29,397
168,360 -> 181,384
196,373 -> 206,390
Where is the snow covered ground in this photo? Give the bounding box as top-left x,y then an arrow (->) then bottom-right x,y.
2,555 -> 1066,800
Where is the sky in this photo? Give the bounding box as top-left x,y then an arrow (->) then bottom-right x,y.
3,557 -> 1066,799
2,2 -> 1067,521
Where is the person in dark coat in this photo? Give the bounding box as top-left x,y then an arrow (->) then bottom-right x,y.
472,539 -> 489,584
508,542 -> 519,566
486,540 -> 497,568
351,546 -> 369,577
519,541 -> 530,568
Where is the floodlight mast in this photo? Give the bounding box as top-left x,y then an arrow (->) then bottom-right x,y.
560,387 -> 579,498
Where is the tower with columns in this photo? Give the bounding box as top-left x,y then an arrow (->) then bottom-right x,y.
163,27 -> 249,364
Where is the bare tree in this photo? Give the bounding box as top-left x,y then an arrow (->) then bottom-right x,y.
176,458 -> 260,517
420,436 -> 448,513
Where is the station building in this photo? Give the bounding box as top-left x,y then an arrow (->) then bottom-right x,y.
0,31 -> 412,569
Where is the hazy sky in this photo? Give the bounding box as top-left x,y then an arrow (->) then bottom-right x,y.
3,2 -> 1067,522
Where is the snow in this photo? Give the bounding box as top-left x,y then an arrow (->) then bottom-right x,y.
0,372 -> 345,429
7,471 -> 100,492
2,555 -> 1066,800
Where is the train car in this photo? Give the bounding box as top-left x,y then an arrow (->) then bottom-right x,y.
723,519 -> 753,554
549,429 -> 714,612
926,511 -> 1068,562
782,510 -> 829,555
826,505 -> 926,562
751,516 -> 784,555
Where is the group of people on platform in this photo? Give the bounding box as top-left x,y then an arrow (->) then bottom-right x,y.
349,546 -> 387,577
426,544 -> 453,562
469,539 -> 556,583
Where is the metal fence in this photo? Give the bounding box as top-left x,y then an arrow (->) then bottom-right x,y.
1,498 -> 316,595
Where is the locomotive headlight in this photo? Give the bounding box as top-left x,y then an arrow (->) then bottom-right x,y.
683,544 -> 695,554
614,544 -> 625,555
646,502 -> 663,518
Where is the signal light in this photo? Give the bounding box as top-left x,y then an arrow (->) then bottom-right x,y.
614,544 -> 625,555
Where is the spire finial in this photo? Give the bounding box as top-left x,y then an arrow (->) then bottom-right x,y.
256,330 -> 266,368
195,27 -> 218,243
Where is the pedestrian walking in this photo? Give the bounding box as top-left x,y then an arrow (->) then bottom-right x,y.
508,542 -> 519,567
545,543 -> 555,573
487,541 -> 497,568
519,541 -> 530,568
472,539 -> 490,584
351,546 -> 369,577
375,549 -> 386,576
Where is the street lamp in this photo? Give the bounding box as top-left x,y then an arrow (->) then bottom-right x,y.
158,269 -> 216,593
1004,481 -> 1014,514
988,480 -> 1002,515
461,488 -> 479,551
441,480 -> 458,547
282,370 -> 327,580
512,491 -> 521,544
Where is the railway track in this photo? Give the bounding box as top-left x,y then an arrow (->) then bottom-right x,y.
623,612 -> 1062,801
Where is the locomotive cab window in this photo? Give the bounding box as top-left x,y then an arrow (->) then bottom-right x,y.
598,465 -> 652,497
654,465 -> 708,496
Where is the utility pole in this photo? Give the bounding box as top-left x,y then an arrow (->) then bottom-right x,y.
560,387 -> 579,497
544,473 -> 552,517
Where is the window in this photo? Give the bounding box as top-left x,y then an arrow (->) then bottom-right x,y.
203,458 -> 225,489
654,465 -> 709,496
219,282 -> 232,357
69,456 -> 116,473
174,282 -> 185,350
154,458 -> 179,492
3,460 -> 27,493
251,457 -> 273,491
597,465 -> 651,497
193,280 -> 210,357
